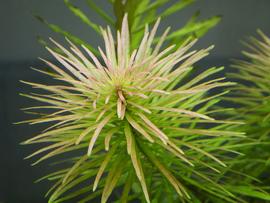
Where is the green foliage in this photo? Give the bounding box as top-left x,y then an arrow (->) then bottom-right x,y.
34,15 -> 100,55
36,0 -> 220,54
20,1 -> 270,203
226,30 -> 270,202
64,0 -> 101,34
20,14 -> 270,202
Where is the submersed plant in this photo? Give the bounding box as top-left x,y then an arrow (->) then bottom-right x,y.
227,30 -> 270,194
20,14 -> 266,203
18,0 -> 270,202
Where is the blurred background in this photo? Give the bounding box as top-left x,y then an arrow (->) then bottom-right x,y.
1,0 -> 270,202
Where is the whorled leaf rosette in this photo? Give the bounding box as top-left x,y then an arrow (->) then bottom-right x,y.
21,15 -> 246,203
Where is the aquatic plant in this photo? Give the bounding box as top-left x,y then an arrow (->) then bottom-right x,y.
19,1 -> 270,202
21,15 -> 250,202
226,30 -> 270,201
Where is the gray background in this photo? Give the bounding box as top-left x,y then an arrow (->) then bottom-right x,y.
1,0 -> 270,203
1,0 -> 270,62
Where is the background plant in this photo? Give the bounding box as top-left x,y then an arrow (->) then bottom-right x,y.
36,0 -> 220,54
225,30 -> 270,202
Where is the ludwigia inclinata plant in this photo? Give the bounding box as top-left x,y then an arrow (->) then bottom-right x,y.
20,12 -> 266,202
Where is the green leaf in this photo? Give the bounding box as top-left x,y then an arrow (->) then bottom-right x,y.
101,154 -> 126,203
120,172 -> 134,203
226,186 -> 270,201
114,0 -> 143,32
93,144 -> 118,191
86,0 -> 114,25
136,0 -> 169,16
34,15 -> 99,55
124,123 -> 150,203
138,140 -> 190,199
160,0 -> 194,18
113,0 -> 125,30
64,0 -> 101,34
155,15 -> 221,43
36,35 -> 64,54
